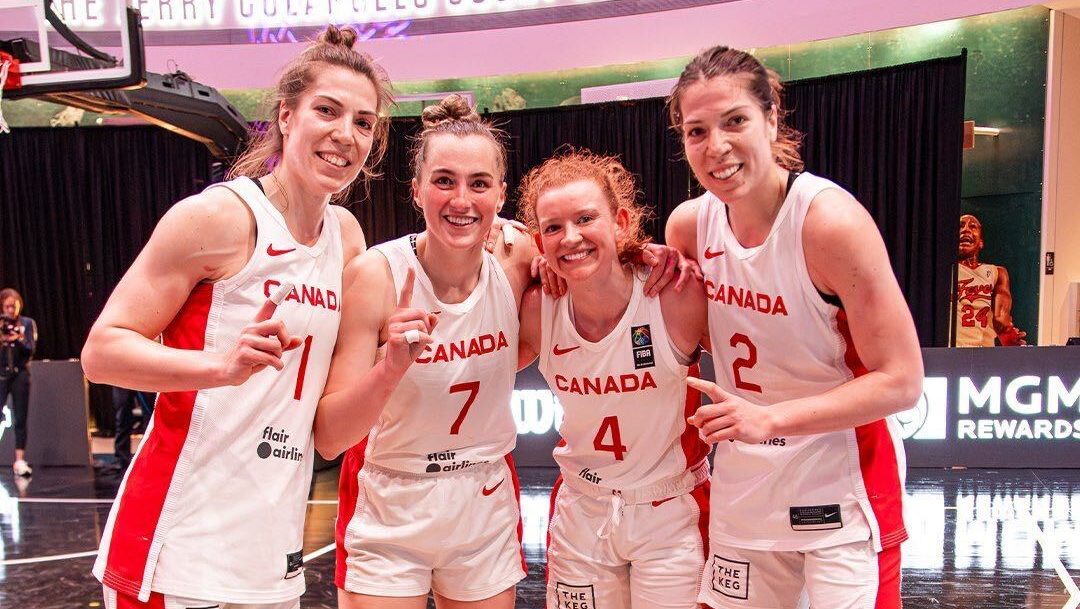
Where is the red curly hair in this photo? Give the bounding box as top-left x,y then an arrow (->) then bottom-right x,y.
517,149 -> 653,265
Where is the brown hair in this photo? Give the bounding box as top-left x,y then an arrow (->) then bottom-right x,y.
227,25 -> 395,199
667,45 -> 804,172
517,149 -> 653,265
410,94 -> 507,181
0,288 -> 22,309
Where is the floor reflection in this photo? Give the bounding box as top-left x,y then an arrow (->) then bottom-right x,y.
0,467 -> 1076,608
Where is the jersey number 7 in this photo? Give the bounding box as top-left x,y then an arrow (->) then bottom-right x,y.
448,381 -> 481,435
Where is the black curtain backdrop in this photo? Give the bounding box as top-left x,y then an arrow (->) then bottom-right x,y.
0,127 -> 216,430
784,53 -> 966,348
0,55 -> 963,426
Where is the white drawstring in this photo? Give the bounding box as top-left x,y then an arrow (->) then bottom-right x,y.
595,492 -> 625,539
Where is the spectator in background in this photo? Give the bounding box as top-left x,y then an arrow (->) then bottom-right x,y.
111,386 -> 155,471
1,288 -> 37,477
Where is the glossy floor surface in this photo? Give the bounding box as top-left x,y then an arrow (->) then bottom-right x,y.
1,466 -> 1077,609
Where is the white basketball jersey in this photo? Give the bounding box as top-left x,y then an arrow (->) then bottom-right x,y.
538,274 -> 709,490
363,235 -> 519,474
695,172 -> 907,552
955,262 -> 998,347
94,177 -> 343,603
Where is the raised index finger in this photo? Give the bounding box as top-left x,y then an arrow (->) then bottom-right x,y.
398,267 -> 416,308
254,281 -> 294,323
685,376 -> 727,402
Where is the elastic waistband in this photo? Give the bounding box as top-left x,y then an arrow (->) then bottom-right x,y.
559,459 -> 710,505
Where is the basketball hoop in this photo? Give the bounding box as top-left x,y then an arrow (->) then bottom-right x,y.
0,50 -> 21,134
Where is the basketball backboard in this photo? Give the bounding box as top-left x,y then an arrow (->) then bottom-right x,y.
0,0 -> 145,99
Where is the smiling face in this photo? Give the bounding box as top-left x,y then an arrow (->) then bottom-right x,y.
535,179 -> 628,282
413,133 -> 506,251
679,74 -> 779,203
277,64 -> 379,197
959,214 -> 984,259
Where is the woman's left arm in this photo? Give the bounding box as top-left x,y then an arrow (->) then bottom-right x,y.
768,188 -> 924,434
690,189 -> 923,442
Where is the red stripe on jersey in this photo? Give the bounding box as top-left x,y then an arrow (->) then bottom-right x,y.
546,475 -> 564,584
680,364 -> 711,471
113,589 -> 166,609
334,439 -> 367,590
102,283 -> 213,597
504,453 -> 529,575
690,480 -> 710,561
837,309 -> 908,549
874,545 -> 903,609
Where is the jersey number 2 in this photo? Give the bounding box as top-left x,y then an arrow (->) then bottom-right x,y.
448,381 -> 480,435
729,333 -> 762,393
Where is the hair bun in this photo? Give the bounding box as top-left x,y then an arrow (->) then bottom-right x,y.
318,25 -> 358,49
421,94 -> 480,130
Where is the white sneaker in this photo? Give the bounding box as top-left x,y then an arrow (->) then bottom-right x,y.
12,460 -> 32,477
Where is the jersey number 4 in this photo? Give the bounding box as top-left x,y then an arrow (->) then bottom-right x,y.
593,416 -> 628,461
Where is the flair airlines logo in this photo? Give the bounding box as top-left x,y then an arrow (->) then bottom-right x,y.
896,375 -> 1080,441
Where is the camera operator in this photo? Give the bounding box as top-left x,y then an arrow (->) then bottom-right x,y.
1,288 -> 37,477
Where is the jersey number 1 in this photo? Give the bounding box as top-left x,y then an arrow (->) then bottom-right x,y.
293,335 -> 314,400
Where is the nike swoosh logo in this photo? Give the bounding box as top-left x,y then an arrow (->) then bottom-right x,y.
703,248 -> 725,259
651,496 -> 677,507
482,479 -> 504,496
553,345 -> 580,356
267,245 -> 297,256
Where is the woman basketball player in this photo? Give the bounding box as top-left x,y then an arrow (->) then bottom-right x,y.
516,150 -> 712,609
322,94 -> 536,609
81,26 -> 393,609
663,46 -> 923,609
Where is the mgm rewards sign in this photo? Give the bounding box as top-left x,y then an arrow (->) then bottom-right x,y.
898,347 -> 1080,467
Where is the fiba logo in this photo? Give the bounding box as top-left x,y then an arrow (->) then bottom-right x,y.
896,377 -> 948,440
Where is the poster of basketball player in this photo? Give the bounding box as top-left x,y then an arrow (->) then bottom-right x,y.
955,214 -> 1027,347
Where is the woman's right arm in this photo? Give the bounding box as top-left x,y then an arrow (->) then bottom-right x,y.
517,285 -> 543,370
81,191 -> 299,391
314,253 -> 436,460
664,198 -> 700,261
